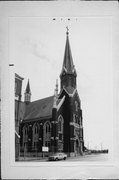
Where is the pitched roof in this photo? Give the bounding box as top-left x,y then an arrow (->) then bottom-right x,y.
23,95 -> 65,122
24,96 -> 54,121
60,32 -> 76,76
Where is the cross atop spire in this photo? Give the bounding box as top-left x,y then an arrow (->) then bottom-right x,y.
66,26 -> 69,35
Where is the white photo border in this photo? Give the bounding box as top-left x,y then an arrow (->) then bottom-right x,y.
1,1 -> 119,179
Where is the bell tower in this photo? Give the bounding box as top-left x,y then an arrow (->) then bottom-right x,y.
60,27 -> 77,91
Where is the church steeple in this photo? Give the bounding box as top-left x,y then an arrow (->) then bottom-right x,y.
60,28 -> 77,90
24,79 -> 31,104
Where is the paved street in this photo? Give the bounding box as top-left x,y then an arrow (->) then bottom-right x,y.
19,153 -> 109,162
66,153 -> 109,162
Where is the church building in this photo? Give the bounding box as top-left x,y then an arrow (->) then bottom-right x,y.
19,29 -> 85,157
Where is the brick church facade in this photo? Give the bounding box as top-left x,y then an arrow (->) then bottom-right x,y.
15,30 -> 85,158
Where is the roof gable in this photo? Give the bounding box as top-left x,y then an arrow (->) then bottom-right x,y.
57,96 -> 65,111
59,86 -> 76,98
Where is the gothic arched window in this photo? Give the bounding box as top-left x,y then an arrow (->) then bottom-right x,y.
58,115 -> 64,133
58,115 -> 64,151
43,121 -> 51,149
22,125 -> 28,150
46,123 -> 50,133
32,123 -> 39,151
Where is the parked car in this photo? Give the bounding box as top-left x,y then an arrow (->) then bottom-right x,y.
48,152 -> 67,161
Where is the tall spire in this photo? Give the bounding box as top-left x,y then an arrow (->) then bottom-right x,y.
60,28 -> 77,90
60,27 -> 76,77
24,79 -> 31,104
25,79 -> 31,93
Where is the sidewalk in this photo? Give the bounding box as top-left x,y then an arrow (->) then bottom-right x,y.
18,156 -> 48,161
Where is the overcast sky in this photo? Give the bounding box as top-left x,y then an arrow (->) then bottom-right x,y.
10,17 -> 113,151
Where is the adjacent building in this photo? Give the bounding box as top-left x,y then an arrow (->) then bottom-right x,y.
15,73 -> 25,160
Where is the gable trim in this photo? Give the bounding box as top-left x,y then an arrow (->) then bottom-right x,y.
59,87 -> 76,98
15,130 -> 20,138
57,95 -> 65,111
63,87 -> 77,97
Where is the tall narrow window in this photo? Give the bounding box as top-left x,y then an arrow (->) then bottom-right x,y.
58,115 -> 64,151
58,115 -> 64,133
32,123 -> 39,151
43,121 -> 51,150
22,125 -> 28,151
